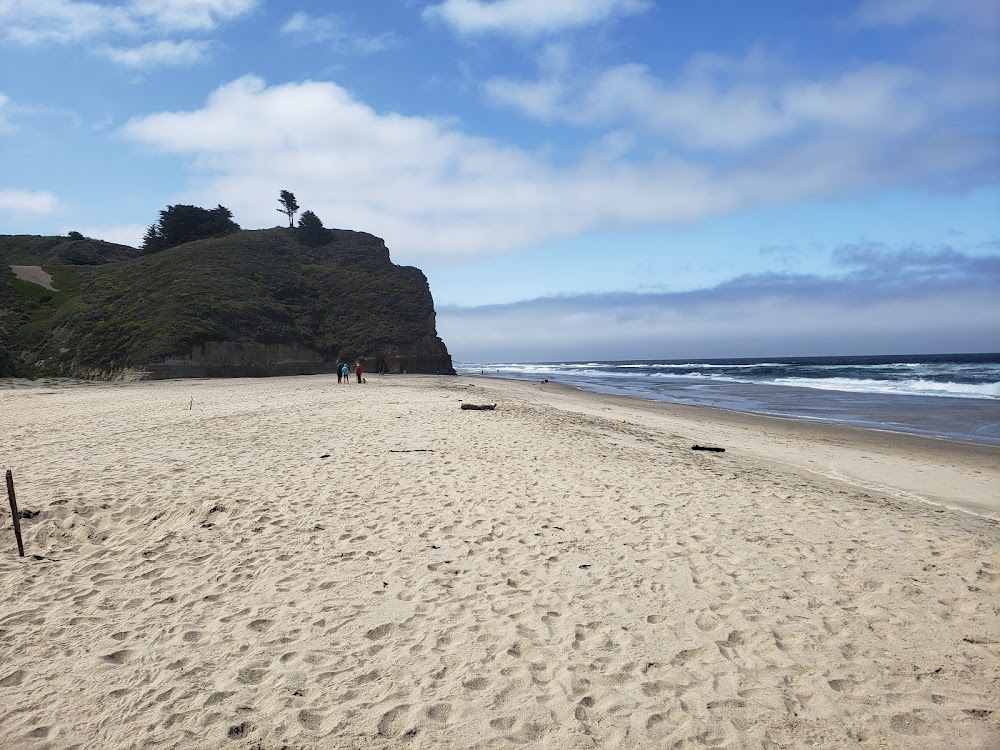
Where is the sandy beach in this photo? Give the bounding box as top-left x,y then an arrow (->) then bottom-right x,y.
0,374 -> 997,749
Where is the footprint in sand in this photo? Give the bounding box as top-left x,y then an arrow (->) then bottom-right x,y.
0,670 -> 25,687
204,691 -> 234,707
236,667 -> 266,685
102,650 -> 133,665
227,722 -> 253,739
298,709 -> 323,730
377,705 -> 411,738
426,703 -> 452,723
366,623 -> 397,640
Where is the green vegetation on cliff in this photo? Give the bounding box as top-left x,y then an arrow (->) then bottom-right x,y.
1,228 -> 453,378
0,234 -> 142,266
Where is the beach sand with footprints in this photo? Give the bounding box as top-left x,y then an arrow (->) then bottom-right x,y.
0,374 -> 997,749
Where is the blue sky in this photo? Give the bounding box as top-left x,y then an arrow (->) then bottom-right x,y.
1,0 -> 998,362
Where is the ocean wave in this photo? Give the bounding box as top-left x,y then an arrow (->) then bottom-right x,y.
614,362 -> 788,370
770,377 -> 999,399
457,355 -> 1000,397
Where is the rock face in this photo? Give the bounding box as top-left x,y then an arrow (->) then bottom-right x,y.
2,228 -> 456,379
373,333 -> 457,376
136,335 -> 454,379
146,342 -> 333,378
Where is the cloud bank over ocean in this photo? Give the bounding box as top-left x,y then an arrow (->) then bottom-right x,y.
439,246 -> 1000,360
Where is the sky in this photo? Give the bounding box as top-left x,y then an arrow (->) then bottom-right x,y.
1,0 -> 998,362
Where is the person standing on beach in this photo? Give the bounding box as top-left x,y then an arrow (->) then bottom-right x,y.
355,361 -> 363,384
336,363 -> 342,384
341,363 -> 349,384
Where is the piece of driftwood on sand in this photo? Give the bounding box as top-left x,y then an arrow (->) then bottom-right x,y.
460,403 -> 497,410
6,470 -> 25,557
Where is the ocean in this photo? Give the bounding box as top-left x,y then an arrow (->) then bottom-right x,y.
456,353 -> 1000,446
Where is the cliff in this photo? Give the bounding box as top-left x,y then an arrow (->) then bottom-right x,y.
1,229 -> 454,379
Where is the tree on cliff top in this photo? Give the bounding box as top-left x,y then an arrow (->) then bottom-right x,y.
277,190 -> 299,228
296,210 -> 328,246
142,204 -> 240,253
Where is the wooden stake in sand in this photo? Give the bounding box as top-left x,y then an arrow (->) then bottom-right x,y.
6,470 -> 25,557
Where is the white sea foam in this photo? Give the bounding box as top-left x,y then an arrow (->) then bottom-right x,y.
456,358 -> 1000,400
770,377 -> 999,399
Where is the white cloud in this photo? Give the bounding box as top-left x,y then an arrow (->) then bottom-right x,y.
117,76 -> 997,266
851,1 -> 1000,74
0,0 -> 135,45
484,75 -> 565,122
118,76 -> 718,259
422,0 -> 650,36
0,0 -> 256,45
281,10 -> 316,35
129,0 -> 258,32
280,11 -> 397,53
0,92 -> 14,134
101,39 -> 212,68
486,53 -> 923,150
0,188 -> 58,215
0,93 -> 81,130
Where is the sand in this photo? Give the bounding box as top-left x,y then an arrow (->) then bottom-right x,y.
0,374 -> 997,749
9,266 -> 56,291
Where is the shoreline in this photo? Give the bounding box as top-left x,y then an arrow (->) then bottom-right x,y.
458,363 -> 1000,448
1,374 -> 997,748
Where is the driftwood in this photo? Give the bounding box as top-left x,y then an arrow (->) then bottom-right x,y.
692,445 -> 725,452
460,403 -> 497,411
6,470 -> 25,557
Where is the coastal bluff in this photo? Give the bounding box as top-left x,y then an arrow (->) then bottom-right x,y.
1,228 -> 454,379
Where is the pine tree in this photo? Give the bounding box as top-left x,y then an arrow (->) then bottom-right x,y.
277,190 -> 299,228
141,224 -> 163,254
297,210 -> 328,246
141,204 -> 240,253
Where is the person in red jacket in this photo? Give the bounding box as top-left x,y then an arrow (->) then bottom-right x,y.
355,362 -> 363,384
